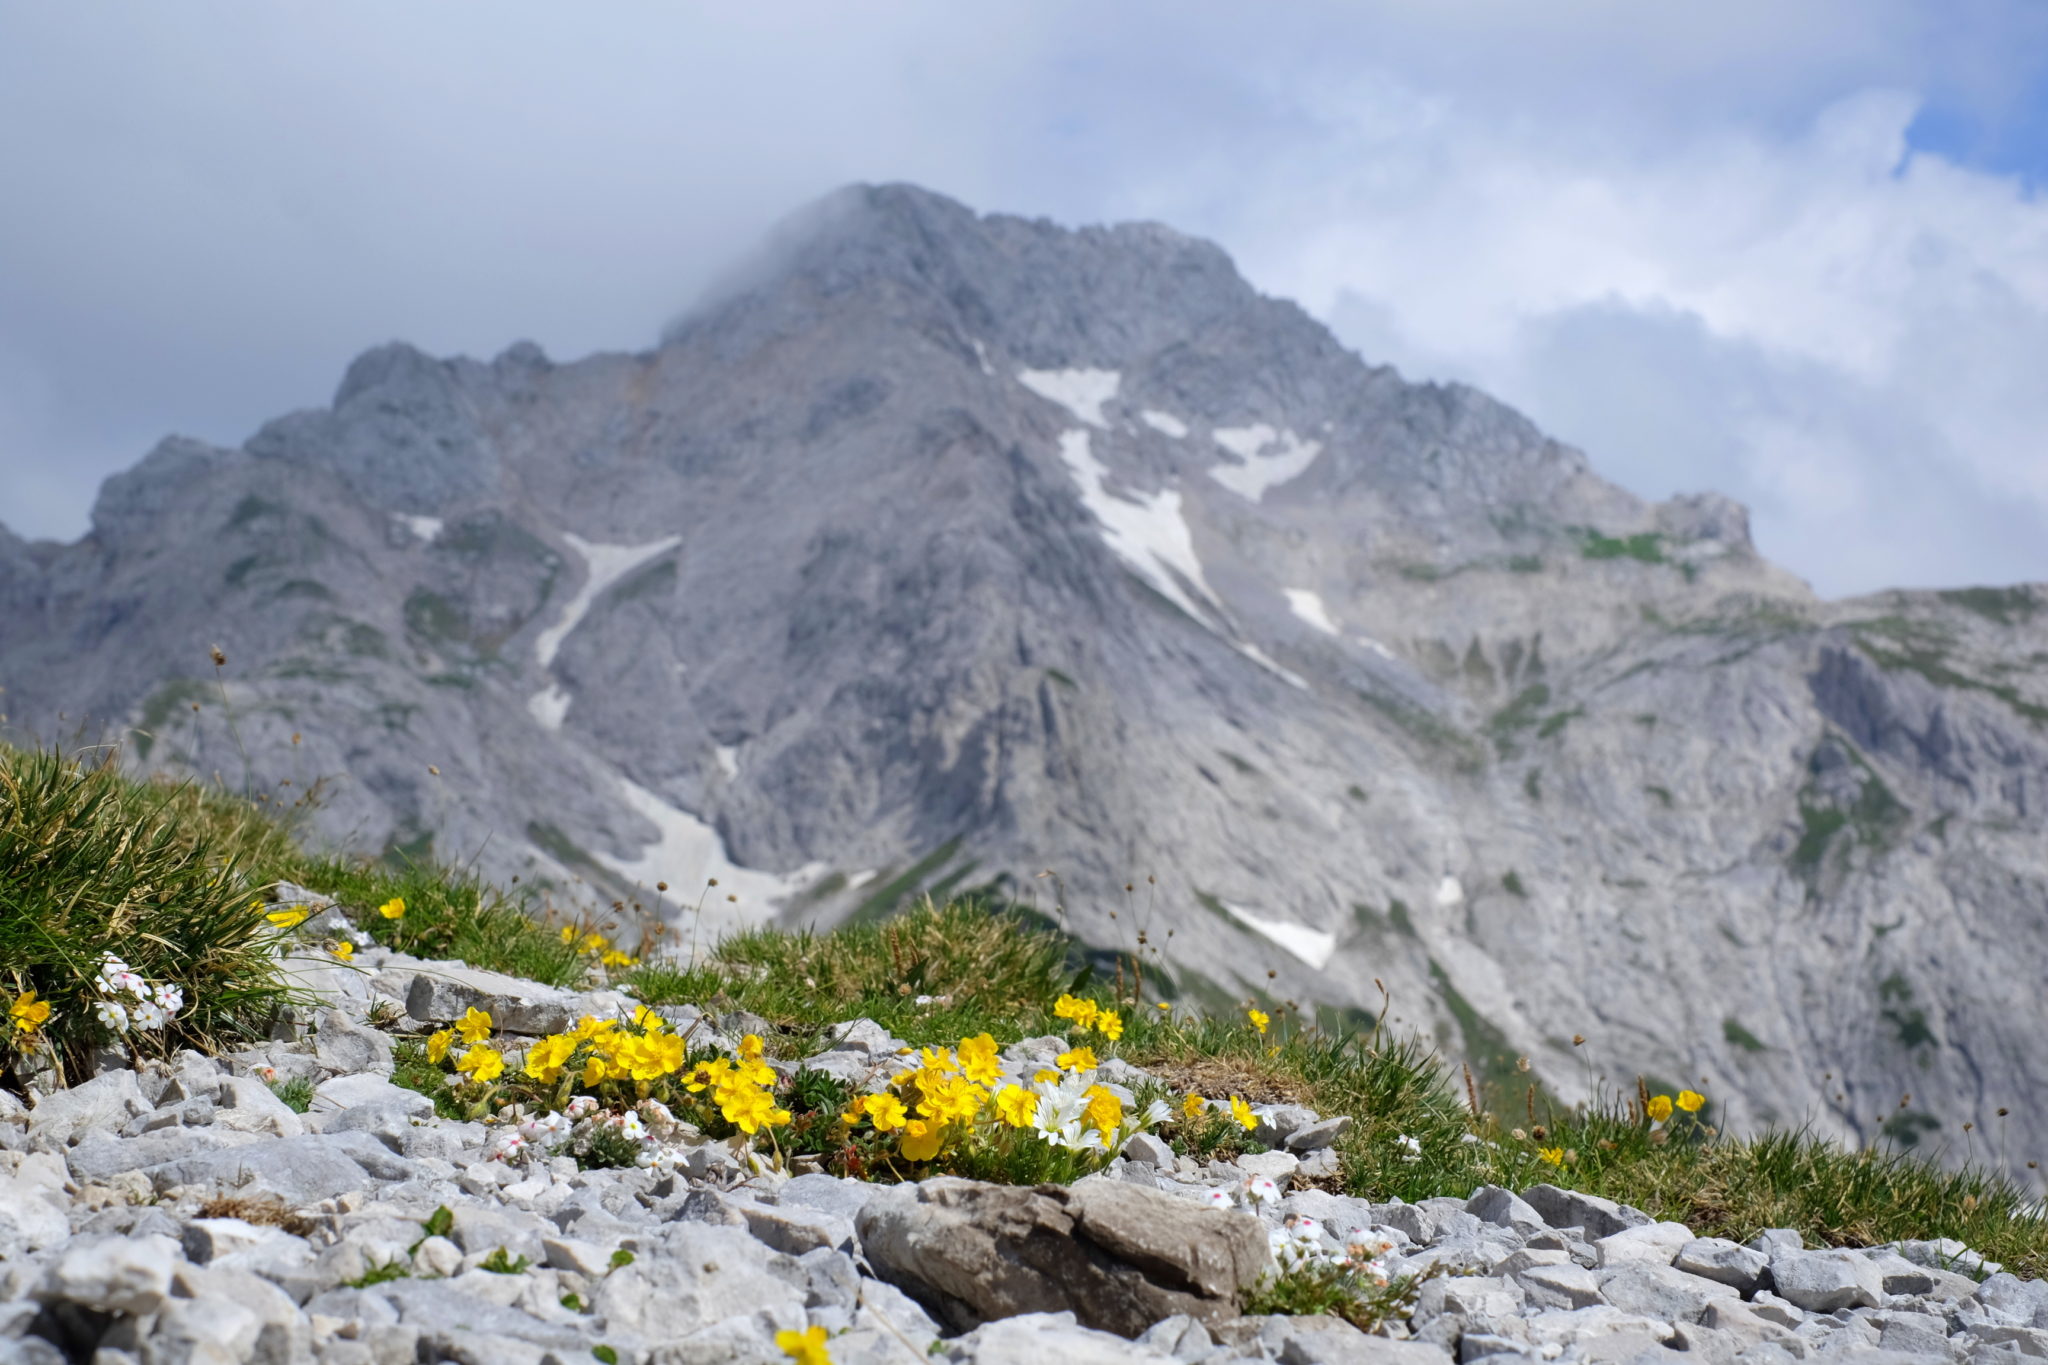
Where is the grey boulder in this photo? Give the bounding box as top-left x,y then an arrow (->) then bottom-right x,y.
857,1175 -> 1268,1337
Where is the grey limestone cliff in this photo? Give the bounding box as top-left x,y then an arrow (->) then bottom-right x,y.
2,183 -> 2044,1176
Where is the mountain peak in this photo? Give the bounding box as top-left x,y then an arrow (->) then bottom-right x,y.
668,182 -> 1263,370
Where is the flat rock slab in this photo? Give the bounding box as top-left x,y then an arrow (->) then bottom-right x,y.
858,1175 -> 1269,1338
1769,1249 -> 1884,1314
404,962 -> 584,1035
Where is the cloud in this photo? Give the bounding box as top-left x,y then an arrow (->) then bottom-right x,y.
0,1 -> 2043,596
1142,78 -> 2048,595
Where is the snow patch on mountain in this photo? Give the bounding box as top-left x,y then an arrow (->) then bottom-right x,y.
714,745 -> 740,780
1020,369 -> 1120,429
1140,409 -> 1189,439
1236,643 -> 1310,691
535,533 -> 682,668
397,514 -> 444,543
1209,426 -> 1323,501
1435,875 -> 1465,909
1283,588 -> 1339,636
1223,901 -> 1337,969
528,685 -> 571,731
603,774 -> 824,934
1056,430 -> 1225,627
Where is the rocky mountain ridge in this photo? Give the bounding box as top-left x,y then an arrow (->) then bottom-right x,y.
1,183 -> 2044,1175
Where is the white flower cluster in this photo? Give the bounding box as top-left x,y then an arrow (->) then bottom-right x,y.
1205,1176 -> 1396,1285
1027,1071 -> 1173,1152
488,1096 -> 701,1173
91,953 -> 183,1034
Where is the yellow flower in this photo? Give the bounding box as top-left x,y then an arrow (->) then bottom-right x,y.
601,949 -> 636,970
1084,1084 -> 1123,1136
9,990 -> 51,1035
631,1005 -> 666,1032
1056,1045 -> 1098,1072
331,940 -> 354,962
993,1084 -> 1037,1128
1032,1068 -> 1061,1085
1228,1096 -> 1257,1131
524,1033 -> 578,1083
957,1033 -> 1002,1085
1093,1010 -> 1124,1042
1677,1089 -> 1706,1114
685,1058 -> 731,1093
266,906 -> 309,928
582,1055 -> 611,1087
574,1014 -> 614,1041
377,897 -> 405,920
898,1118 -> 943,1162
1247,1008 -> 1270,1035
1181,1093 -> 1206,1120
456,1007 -> 493,1044
776,1324 -> 833,1365
861,1093 -> 909,1132
456,1045 -> 504,1084
559,926 -> 578,944
919,1074 -> 987,1124
720,1083 -> 790,1134
1646,1094 -> 1674,1124
426,1029 -> 455,1064
739,1033 -> 767,1061
918,1045 -> 957,1073
1538,1146 -> 1565,1166
580,932 -> 606,955
1156,1001 -> 1172,1011
1053,993 -> 1099,1027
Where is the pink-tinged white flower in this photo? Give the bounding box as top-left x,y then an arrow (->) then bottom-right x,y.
130,1001 -> 167,1031
256,1065 -> 278,1083
612,1111 -> 647,1142
1203,1188 -> 1234,1209
152,983 -> 183,1016
1244,1176 -> 1281,1206
93,1000 -> 128,1031
565,1095 -> 600,1121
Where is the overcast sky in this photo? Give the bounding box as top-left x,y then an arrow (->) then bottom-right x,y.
2,2 -> 2045,597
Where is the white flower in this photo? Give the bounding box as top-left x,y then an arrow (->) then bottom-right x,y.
1244,1177 -> 1281,1206
614,1111 -> 647,1142
1395,1134 -> 1422,1162
152,983 -> 183,1016
130,1002 -> 167,1031
565,1095 -> 600,1121
94,1000 -> 129,1031
124,974 -> 151,1001
1203,1188 -> 1234,1209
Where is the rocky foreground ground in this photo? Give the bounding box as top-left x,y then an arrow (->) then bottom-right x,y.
2,923 -> 2043,1364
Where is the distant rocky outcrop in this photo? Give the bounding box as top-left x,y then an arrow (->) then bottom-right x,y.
2,183 -> 2044,1175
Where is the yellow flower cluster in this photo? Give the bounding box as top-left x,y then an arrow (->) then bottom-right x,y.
559,925 -> 638,971
840,1038 -> 1003,1161
1645,1089 -> 1706,1125
681,1034 -> 793,1134
426,1003 -> 793,1140
1052,994 -> 1124,1042
8,989 -> 51,1037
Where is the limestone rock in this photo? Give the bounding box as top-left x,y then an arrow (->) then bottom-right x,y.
1768,1249 -> 1884,1314
856,1176 -> 1268,1337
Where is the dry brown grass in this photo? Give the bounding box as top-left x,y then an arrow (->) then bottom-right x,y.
194,1193 -> 317,1237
